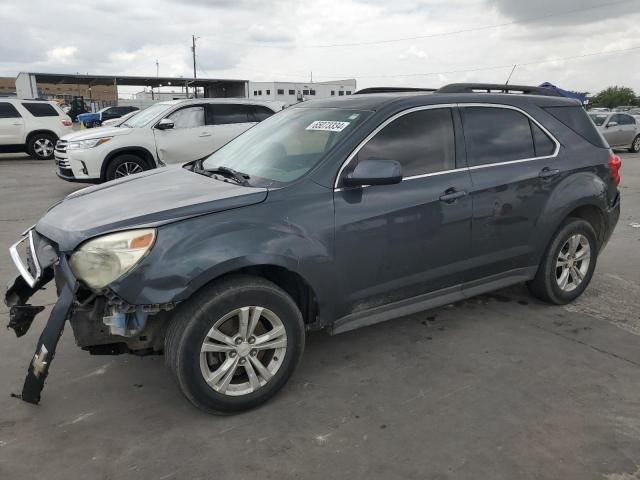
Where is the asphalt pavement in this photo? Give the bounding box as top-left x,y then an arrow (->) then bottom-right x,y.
1,152 -> 639,480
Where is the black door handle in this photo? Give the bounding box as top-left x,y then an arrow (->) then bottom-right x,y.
439,188 -> 467,203
539,167 -> 560,179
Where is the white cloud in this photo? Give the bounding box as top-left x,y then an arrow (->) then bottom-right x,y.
46,47 -> 78,65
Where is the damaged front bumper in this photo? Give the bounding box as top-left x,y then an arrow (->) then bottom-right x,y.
5,227 -> 77,404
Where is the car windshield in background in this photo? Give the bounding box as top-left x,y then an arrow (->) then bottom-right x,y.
122,103 -> 171,128
202,107 -> 371,185
589,113 -> 609,126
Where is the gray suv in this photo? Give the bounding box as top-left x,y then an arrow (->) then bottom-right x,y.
5,84 -> 621,414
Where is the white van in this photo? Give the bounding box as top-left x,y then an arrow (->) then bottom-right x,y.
54,98 -> 284,182
0,99 -> 73,160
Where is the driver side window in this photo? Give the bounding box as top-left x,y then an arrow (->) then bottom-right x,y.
168,106 -> 205,129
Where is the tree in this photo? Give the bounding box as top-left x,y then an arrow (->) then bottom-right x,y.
591,86 -> 636,109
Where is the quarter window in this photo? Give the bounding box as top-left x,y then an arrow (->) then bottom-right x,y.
356,108 -> 456,178
168,106 -> 205,128
462,107 -> 535,166
252,105 -> 275,122
531,122 -> 555,157
0,102 -> 21,118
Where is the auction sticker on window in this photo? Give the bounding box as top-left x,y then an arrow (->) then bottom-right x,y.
306,120 -> 350,132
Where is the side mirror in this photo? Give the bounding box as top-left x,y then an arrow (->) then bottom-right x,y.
606,121 -> 618,128
156,118 -> 175,130
342,159 -> 403,187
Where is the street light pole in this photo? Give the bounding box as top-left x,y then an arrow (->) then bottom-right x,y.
192,35 -> 198,98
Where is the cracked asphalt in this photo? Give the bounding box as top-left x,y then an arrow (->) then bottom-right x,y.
1,152 -> 640,480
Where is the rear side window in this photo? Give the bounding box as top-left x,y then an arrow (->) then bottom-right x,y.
21,102 -> 59,117
357,108 -> 456,177
252,105 -> 275,122
462,107 -> 535,166
544,106 -> 608,148
0,102 -> 21,118
206,104 -> 252,125
618,114 -> 636,125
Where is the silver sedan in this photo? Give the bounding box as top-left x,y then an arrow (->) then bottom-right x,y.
589,111 -> 640,152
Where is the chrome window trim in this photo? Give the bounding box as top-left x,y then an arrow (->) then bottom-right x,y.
333,102 -> 560,190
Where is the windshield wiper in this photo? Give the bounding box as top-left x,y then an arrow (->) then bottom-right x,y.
191,161 -> 251,186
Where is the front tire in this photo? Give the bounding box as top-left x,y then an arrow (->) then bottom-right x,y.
527,218 -> 598,305
630,134 -> 640,153
27,133 -> 56,160
104,154 -> 147,181
165,275 -> 305,414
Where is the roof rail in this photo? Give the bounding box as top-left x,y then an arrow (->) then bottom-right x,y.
354,87 -> 437,95
436,83 -> 562,97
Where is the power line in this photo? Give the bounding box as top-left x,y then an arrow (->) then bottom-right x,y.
208,0 -> 638,50
228,44 -> 640,81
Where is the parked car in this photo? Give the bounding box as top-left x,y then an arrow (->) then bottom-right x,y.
55,99 -> 284,182
0,98 -> 73,160
6,83 -> 620,413
100,109 -> 141,128
589,111 -> 640,152
77,106 -> 139,128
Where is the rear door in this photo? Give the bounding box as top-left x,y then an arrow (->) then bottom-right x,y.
205,103 -> 256,151
0,102 -> 25,145
617,114 -> 637,145
461,105 -> 560,282
153,105 -> 214,163
333,106 -> 473,316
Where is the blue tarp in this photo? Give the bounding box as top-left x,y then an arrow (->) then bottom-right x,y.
539,82 -> 587,104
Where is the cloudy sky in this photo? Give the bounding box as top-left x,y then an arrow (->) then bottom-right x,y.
1,0 -> 639,96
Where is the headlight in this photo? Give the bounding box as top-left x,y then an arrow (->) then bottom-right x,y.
69,229 -> 156,289
67,137 -> 112,150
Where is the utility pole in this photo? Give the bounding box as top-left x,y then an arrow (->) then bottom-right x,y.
192,35 -> 198,98
156,59 -> 159,77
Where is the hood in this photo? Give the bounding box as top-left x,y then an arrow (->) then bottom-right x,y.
37,166 -> 268,251
61,126 -> 133,141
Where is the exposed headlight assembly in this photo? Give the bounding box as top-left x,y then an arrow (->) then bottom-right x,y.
69,229 -> 156,289
67,137 -> 112,150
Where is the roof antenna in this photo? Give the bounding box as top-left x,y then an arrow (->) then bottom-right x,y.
505,64 -> 517,86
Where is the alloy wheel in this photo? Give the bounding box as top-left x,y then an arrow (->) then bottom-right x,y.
555,233 -> 591,292
34,138 -> 54,158
114,162 -> 144,178
199,306 -> 287,396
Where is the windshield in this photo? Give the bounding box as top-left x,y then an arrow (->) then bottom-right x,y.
123,103 -> 172,128
589,113 -> 609,126
202,107 -> 371,185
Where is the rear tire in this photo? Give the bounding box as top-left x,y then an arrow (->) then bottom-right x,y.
104,154 -> 148,181
629,135 -> 640,153
527,218 -> 598,305
165,275 -> 305,414
27,133 -> 56,160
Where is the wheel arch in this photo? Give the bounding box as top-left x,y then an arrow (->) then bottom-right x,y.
177,257 -> 321,328
101,147 -> 156,181
26,129 -> 58,143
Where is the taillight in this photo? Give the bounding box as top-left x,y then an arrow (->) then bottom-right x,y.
608,153 -> 621,186
61,119 -> 72,127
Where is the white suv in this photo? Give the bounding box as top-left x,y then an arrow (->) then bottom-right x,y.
54,98 -> 284,183
0,99 -> 73,160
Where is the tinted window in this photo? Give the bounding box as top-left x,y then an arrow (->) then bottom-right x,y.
0,102 -> 21,118
544,106 -> 608,148
21,102 -> 59,117
531,122 -> 556,156
207,104 -> 252,125
252,105 -> 275,122
168,106 -> 205,128
463,107 -> 534,166
357,108 -> 455,178
618,114 -> 635,125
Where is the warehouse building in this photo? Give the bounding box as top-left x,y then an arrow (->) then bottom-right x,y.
248,79 -> 357,104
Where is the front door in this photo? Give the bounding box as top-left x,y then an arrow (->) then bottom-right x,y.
603,114 -> 627,147
154,105 -> 215,164
460,105 -> 562,281
0,102 -> 25,145
333,107 -> 472,317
